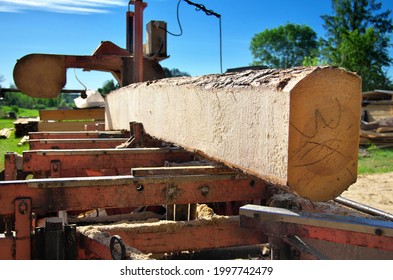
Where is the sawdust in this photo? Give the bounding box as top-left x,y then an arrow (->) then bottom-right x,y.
77,204 -> 221,259
196,203 -> 216,219
77,226 -> 152,260
341,172 -> 393,214
268,192 -> 369,217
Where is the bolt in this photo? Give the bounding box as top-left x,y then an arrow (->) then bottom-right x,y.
136,184 -> 144,191
18,201 -> 28,215
375,228 -> 383,236
200,185 -> 210,196
249,180 -> 256,187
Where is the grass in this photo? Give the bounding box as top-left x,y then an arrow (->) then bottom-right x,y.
0,107 -> 39,170
358,145 -> 393,174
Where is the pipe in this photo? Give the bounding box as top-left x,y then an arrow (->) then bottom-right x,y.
334,196 -> 393,221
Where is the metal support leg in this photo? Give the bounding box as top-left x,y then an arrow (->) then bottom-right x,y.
15,198 -> 31,260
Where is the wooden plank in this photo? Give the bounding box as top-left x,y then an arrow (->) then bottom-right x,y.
39,108 -> 105,121
0,128 -> 13,139
88,216 -> 266,254
38,121 -> 102,132
106,66 -> 362,201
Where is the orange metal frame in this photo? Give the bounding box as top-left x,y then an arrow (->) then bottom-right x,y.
0,122 -> 269,259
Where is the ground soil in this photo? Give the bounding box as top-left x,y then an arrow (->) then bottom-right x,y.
341,172 -> 393,214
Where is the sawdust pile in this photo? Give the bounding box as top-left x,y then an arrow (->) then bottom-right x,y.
78,226 -> 152,260
341,172 -> 393,214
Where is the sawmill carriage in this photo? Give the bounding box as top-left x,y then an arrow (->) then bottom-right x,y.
1,0 -> 393,260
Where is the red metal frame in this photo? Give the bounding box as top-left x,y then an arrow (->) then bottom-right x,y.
28,138 -> 129,150
240,205 -> 393,259
129,0 -> 147,83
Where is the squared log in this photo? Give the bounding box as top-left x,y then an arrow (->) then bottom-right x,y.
105,67 -> 361,201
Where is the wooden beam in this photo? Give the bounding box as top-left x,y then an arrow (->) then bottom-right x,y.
39,108 -> 105,121
105,67 -> 361,201
38,121 -> 103,132
79,216 -> 266,254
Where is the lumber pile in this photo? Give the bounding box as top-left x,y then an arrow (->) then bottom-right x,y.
13,117 -> 39,137
360,117 -> 393,147
360,90 -> 393,147
0,128 -> 13,139
105,66 -> 361,202
38,108 -> 105,132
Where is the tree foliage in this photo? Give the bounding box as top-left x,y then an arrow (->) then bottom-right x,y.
2,91 -> 74,110
321,0 -> 393,90
163,67 -> 191,77
250,23 -> 319,68
97,79 -> 120,95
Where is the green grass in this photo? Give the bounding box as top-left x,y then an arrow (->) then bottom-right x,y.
0,106 -> 39,118
0,107 -> 39,170
358,145 -> 393,174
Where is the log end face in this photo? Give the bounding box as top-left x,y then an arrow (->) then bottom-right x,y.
287,67 -> 361,201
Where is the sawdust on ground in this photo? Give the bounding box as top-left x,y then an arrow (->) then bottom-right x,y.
341,172 -> 393,214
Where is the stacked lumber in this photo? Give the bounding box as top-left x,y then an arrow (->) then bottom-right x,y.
13,117 -> 39,137
106,66 -> 362,201
38,108 -> 105,132
360,117 -> 393,147
0,128 -> 13,139
17,135 -> 29,146
361,90 -> 393,146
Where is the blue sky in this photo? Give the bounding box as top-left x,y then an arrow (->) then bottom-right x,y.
1,0 -> 393,91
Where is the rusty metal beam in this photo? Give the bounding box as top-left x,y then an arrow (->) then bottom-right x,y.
29,138 -> 129,150
22,147 -> 193,178
240,205 -> 393,252
0,175 -> 267,216
29,131 -> 128,140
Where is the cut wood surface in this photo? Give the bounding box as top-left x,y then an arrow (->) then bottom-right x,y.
39,108 -> 105,121
38,108 -> 105,132
105,66 -> 362,201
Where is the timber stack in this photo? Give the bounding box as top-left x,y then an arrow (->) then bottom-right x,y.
360,90 -> 393,147
106,66 -> 362,202
13,117 -> 39,137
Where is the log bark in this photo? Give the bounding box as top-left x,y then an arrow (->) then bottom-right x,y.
105,66 -> 361,201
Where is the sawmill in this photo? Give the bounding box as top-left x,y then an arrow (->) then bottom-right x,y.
1,0 -> 393,260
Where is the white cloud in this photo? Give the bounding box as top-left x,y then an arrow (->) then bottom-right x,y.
0,0 -> 126,14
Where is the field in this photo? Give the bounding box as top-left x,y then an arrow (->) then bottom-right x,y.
0,107 -> 39,170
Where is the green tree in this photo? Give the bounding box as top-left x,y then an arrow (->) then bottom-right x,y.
98,79 -> 120,95
321,0 -> 393,90
163,67 -> 191,77
250,23 -> 319,68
